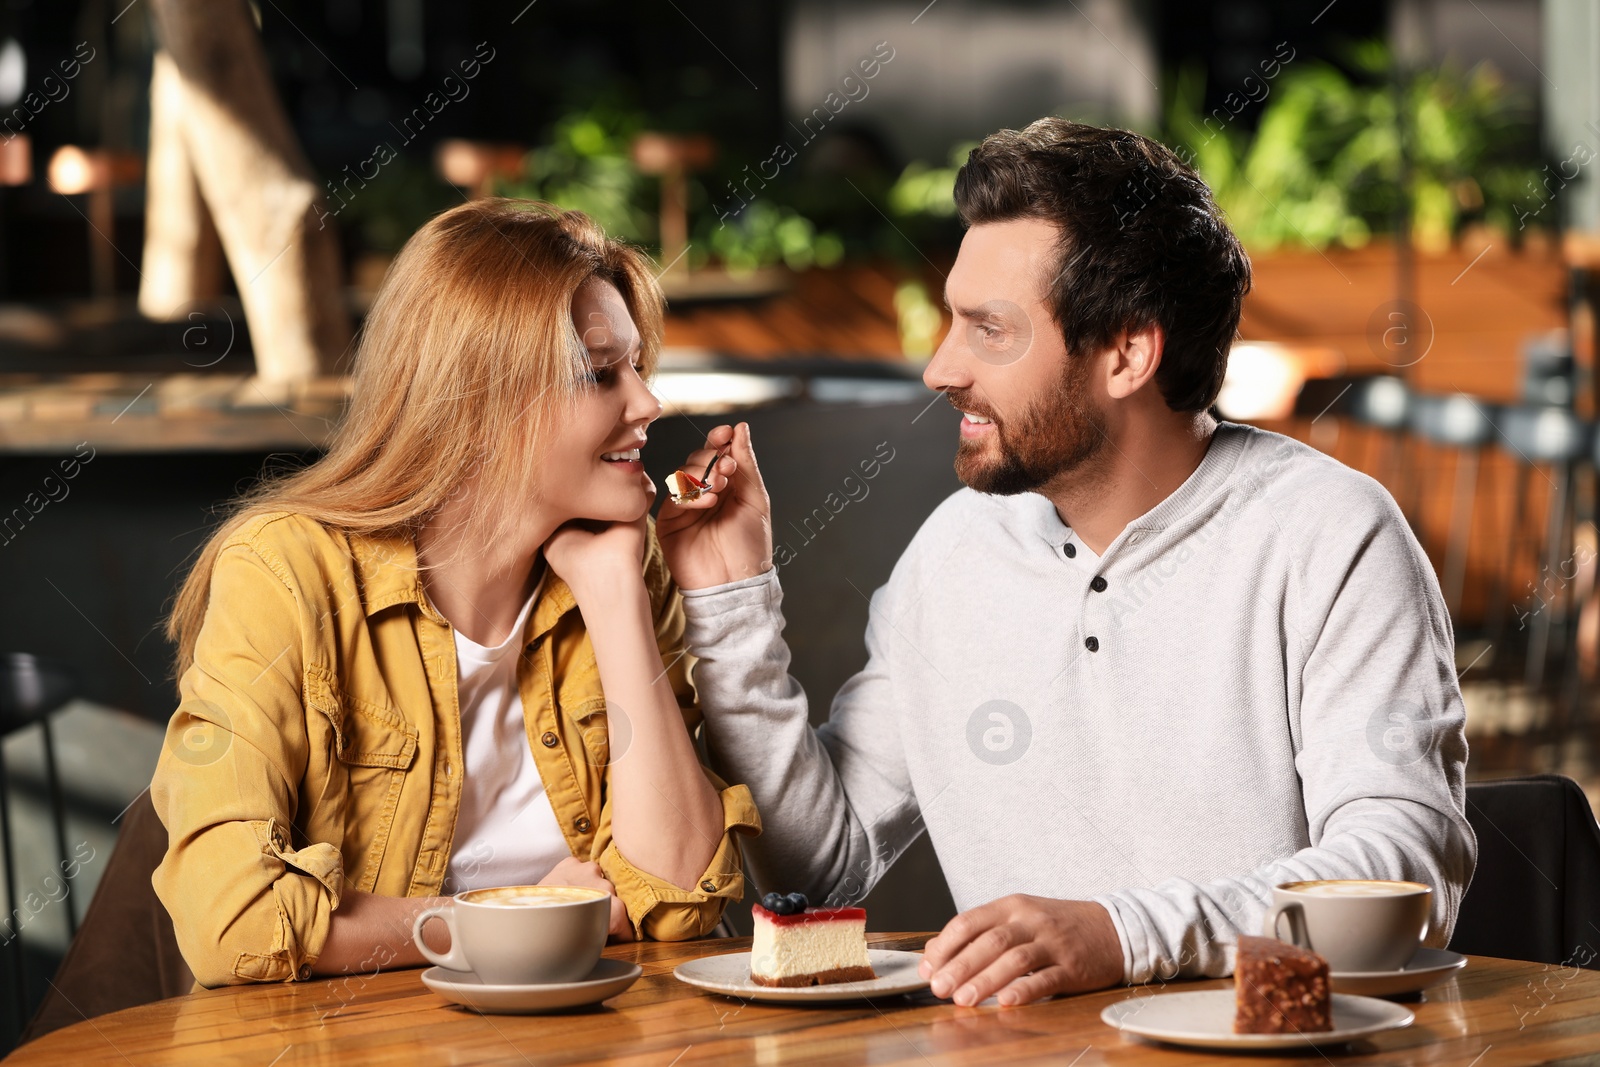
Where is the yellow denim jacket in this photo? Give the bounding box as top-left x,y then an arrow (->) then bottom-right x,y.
150,511 -> 760,987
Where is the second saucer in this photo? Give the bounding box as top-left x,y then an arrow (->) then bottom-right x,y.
1330,948 -> 1468,997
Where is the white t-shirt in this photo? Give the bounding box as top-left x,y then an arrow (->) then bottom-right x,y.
440,576 -> 572,893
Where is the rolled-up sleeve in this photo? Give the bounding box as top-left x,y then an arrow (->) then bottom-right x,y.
150,542 -> 341,987
598,775 -> 761,940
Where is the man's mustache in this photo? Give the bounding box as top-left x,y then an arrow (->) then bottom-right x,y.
945,390 -> 1000,425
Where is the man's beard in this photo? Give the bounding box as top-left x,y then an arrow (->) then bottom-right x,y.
950,356 -> 1107,495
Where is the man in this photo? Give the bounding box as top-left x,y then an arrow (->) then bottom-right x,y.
656,119 -> 1475,1006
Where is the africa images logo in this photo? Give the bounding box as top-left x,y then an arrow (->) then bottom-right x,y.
1365,698 -> 1438,767
169,700 -> 233,767
966,699 -> 1031,766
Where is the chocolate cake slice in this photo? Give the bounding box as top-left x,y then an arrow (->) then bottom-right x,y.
1233,935 -> 1332,1034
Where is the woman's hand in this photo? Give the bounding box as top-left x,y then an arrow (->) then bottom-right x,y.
540,857 -> 635,942
656,422 -> 774,590
544,514 -> 648,604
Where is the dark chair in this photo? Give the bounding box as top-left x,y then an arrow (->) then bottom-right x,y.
1345,376 -> 1413,520
1349,374 -> 1412,430
1490,406 -> 1592,692
1291,376 -> 1361,422
1449,774 -> 1600,967
1292,375 -> 1407,487
1406,393 -> 1499,616
18,789 -> 193,1045
1520,331 -> 1574,408
0,654 -> 79,1034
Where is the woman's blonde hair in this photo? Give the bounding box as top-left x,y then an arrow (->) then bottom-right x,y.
166,199 -> 665,679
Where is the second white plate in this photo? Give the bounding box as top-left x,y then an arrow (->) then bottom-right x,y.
1101,989 -> 1413,1050
674,949 -> 928,1003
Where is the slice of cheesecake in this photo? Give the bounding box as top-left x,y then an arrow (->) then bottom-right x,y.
750,903 -> 875,987
664,469 -> 707,505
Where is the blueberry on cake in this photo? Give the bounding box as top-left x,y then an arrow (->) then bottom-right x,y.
750,893 -> 875,987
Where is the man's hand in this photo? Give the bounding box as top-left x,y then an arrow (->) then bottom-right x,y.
656,422 -> 774,590
918,896 -> 1123,1006
540,857 -> 635,942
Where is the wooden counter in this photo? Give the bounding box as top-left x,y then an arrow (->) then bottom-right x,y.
9,935 -> 1598,1066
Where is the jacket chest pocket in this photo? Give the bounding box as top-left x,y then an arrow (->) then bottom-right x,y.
565,697 -> 612,770
548,634 -> 609,770
305,667 -> 418,891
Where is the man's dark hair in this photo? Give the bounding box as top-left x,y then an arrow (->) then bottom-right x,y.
953,118 -> 1251,413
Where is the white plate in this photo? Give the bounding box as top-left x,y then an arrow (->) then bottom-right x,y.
1331,948 -> 1468,997
1101,989 -> 1413,1050
421,958 -> 642,1014
673,949 -> 928,1003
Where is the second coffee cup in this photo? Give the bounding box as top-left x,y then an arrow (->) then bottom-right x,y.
412,885 -> 610,985
1262,879 -> 1432,973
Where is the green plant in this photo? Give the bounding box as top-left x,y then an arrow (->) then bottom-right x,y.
894,279 -> 942,359
1164,42 -> 1542,251
495,103 -> 655,244
497,103 -> 845,275
885,141 -> 976,220
695,200 -> 843,275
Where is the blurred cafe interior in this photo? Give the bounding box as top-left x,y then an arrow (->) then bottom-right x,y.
0,0 -> 1597,1058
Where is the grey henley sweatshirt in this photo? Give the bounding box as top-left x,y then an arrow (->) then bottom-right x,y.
680,422 -> 1476,983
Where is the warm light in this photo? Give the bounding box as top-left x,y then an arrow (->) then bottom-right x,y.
46,146 -> 140,194
1216,342 -> 1304,421
631,132 -> 716,174
650,371 -> 800,414
0,133 -> 29,186
434,139 -> 525,191
47,145 -> 105,195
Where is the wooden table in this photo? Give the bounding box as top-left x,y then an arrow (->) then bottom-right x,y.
10,935 -> 1599,1065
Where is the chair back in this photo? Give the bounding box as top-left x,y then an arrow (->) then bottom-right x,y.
0,655 -> 75,732
18,790 -> 192,1045
1449,774 -> 1600,967
1520,331 -> 1573,407
1348,375 -> 1410,429
1408,393 -> 1496,447
1292,378 -> 1347,419
1495,406 -> 1591,463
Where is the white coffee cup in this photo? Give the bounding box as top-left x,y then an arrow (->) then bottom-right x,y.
1263,879 -> 1432,973
412,884 -> 609,985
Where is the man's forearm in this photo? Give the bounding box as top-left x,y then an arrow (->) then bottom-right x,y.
1096,796 -> 1475,984
681,570 -> 902,903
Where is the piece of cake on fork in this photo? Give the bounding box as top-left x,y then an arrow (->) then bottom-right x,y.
1233,935 -> 1332,1034
750,892 -> 876,988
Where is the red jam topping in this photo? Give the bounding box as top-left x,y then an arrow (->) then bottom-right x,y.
752,904 -> 867,927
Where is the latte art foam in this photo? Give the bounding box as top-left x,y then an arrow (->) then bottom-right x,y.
1283,880 -> 1427,897
464,886 -> 607,907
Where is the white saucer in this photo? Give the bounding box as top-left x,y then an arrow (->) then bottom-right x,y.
1331,948 -> 1468,996
673,949 -> 928,1003
1102,989 -> 1413,1050
421,958 -> 642,1014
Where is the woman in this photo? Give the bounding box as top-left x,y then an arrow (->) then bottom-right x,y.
152,200 -> 759,987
